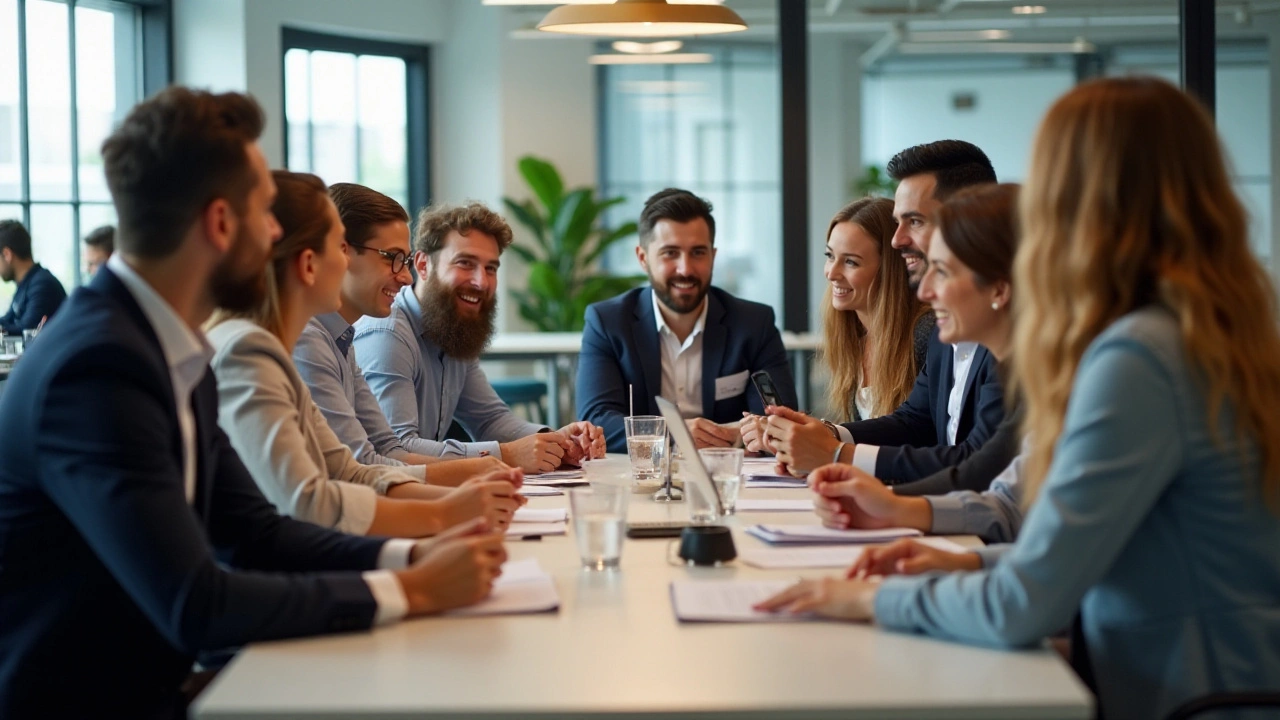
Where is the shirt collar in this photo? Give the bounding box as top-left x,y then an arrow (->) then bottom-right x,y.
107,254 -> 212,391
398,285 -> 425,338
651,287 -> 708,341
316,312 -> 355,358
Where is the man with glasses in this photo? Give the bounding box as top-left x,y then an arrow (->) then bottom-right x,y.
292,183 -> 505,487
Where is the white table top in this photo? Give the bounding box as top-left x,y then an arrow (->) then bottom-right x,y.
194,456 -> 1091,719
484,332 -> 822,357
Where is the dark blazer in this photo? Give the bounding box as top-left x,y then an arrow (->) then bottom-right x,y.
0,268 -> 384,719
577,286 -> 798,453
0,263 -> 66,334
840,330 -> 1004,483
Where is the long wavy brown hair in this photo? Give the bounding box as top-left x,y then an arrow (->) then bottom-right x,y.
821,197 -> 930,421
1014,76 -> 1280,510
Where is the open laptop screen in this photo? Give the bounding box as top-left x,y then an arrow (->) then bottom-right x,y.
654,396 -> 725,517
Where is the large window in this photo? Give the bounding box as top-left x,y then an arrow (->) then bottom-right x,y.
0,0 -> 163,302
282,29 -> 430,213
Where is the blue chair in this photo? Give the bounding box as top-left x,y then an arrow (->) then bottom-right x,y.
490,377 -> 548,425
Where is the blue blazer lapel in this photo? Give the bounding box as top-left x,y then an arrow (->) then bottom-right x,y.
632,288 -> 663,415
700,293 -> 727,416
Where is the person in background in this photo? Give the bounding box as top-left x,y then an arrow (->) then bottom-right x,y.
809,184 -> 1024,544
207,171 -> 521,538
83,224 -> 115,278
0,87 -> 505,719
0,219 -> 67,334
355,202 -> 605,473
761,141 -> 1004,484
292,182 -> 506,487
757,77 -> 1280,720
577,188 -> 797,453
741,196 -> 931,453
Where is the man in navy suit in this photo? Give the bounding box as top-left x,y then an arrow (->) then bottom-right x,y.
577,188 -> 798,453
0,87 -> 507,719
0,220 -> 67,334
765,141 -> 1005,483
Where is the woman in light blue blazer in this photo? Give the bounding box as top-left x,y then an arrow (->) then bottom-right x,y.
758,76 -> 1280,719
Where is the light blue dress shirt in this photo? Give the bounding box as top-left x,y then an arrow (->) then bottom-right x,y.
874,306 -> 1280,719
293,313 -> 424,478
353,286 -> 545,458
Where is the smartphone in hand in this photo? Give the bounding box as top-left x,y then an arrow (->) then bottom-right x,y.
750,370 -> 783,408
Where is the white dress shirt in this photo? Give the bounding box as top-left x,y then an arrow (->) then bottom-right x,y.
845,342 -> 978,473
653,290 -> 709,419
108,255 -> 411,625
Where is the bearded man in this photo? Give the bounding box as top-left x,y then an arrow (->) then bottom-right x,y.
576,188 -> 797,453
354,202 -> 604,473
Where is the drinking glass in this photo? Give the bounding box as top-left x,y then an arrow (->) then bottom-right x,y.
569,484 -> 629,570
699,447 -> 745,515
624,415 -> 666,484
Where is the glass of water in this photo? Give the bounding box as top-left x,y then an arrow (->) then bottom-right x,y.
698,447 -> 744,516
624,415 -> 666,485
569,484 -> 629,570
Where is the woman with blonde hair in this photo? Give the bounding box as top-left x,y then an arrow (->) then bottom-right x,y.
208,171 -> 521,538
757,77 -> 1280,719
742,197 -> 930,448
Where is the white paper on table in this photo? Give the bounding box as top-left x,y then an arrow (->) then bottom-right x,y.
513,507 -> 568,523
522,471 -> 589,487
734,498 -> 814,513
744,475 -> 809,489
517,486 -> 563,497
746,524 -> 923,545
669,580 -> 809,622
448,558 -> 559,616
738,536 -> 971,569
505,522 -> 567,537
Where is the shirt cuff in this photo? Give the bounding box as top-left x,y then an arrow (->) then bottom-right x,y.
925,495 -> 968,535
332,482 -> 379,536
851,444 -> 879,474
974,543 -> 1012,569
469,440 -> 503,459
362,570 -> 409,626
378,538 -> 417,569
835,424 -> 854,443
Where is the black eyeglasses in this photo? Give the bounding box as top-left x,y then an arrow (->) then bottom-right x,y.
349,243 -> 409,274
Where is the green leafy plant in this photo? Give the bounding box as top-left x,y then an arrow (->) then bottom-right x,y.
853,164 -> 897,198
503,155 -> 646,332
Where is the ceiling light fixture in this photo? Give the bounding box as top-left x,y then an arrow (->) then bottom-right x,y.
485,0 -> 725,4
538,0 -> 747,38
1012,5 -> 1047,14
909,29 -> 1012,42
588,52 -> 714,64
613,40 -> 685,54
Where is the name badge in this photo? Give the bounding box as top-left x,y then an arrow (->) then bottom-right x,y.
714,369 -> 750,401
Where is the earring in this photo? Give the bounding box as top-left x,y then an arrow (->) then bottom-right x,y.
991,302 -> 1000,310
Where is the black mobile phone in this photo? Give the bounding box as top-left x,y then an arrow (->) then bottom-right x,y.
626,521 -> 690,539
750,370 -> 783,408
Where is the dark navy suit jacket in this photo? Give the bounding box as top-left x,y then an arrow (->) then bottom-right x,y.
841,330 -> 1005,483
577,286 -> 798,453
0,263 -> 66,334
0,268 -> 384,719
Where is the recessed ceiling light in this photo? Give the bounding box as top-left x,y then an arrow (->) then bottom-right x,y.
612,40 -> 685,54
588,52 -> 713,64
1012,5 -> 1047,14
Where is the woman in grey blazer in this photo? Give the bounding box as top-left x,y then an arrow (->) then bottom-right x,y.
208,171 -> 521,538
758,77 -> 1280,719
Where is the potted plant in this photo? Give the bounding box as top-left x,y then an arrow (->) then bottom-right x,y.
503,155 -> 646,332
852,164 -> 897,198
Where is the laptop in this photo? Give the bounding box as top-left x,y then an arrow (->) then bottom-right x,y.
654,396 -> 726,518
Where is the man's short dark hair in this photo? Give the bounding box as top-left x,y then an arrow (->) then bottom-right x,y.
0,220 -> 32,261
328,183 -> 409,249
638,188 -> 716,246
413,202 -> 513,257
886,140 -> 997,202
83,225 -> 115,253
101,86 -> 265,260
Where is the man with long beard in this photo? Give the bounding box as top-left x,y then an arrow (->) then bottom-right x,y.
354,202 -> 604,473
576,188 -> 797,453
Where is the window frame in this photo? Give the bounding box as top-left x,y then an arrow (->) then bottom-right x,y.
6,0 -> 171,288
280,27 -> 431,214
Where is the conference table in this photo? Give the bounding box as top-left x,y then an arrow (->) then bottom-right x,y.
483,332 -> 823,427
194,455 -> 1092,719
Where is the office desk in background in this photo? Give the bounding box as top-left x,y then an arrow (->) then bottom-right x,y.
484,332 -> 822,427
194,455 -> 1093,720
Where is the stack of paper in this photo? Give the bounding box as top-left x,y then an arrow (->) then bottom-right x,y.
522,470 -> 588,487
738,536 -> 970,569
517,485 -> 563,497
734,498 -> 814,513
448,558 -> 560,616
669,580 -> 808,623
744,475 -> 809,489
506,507 -> 569,537
745,524 -> 923,545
